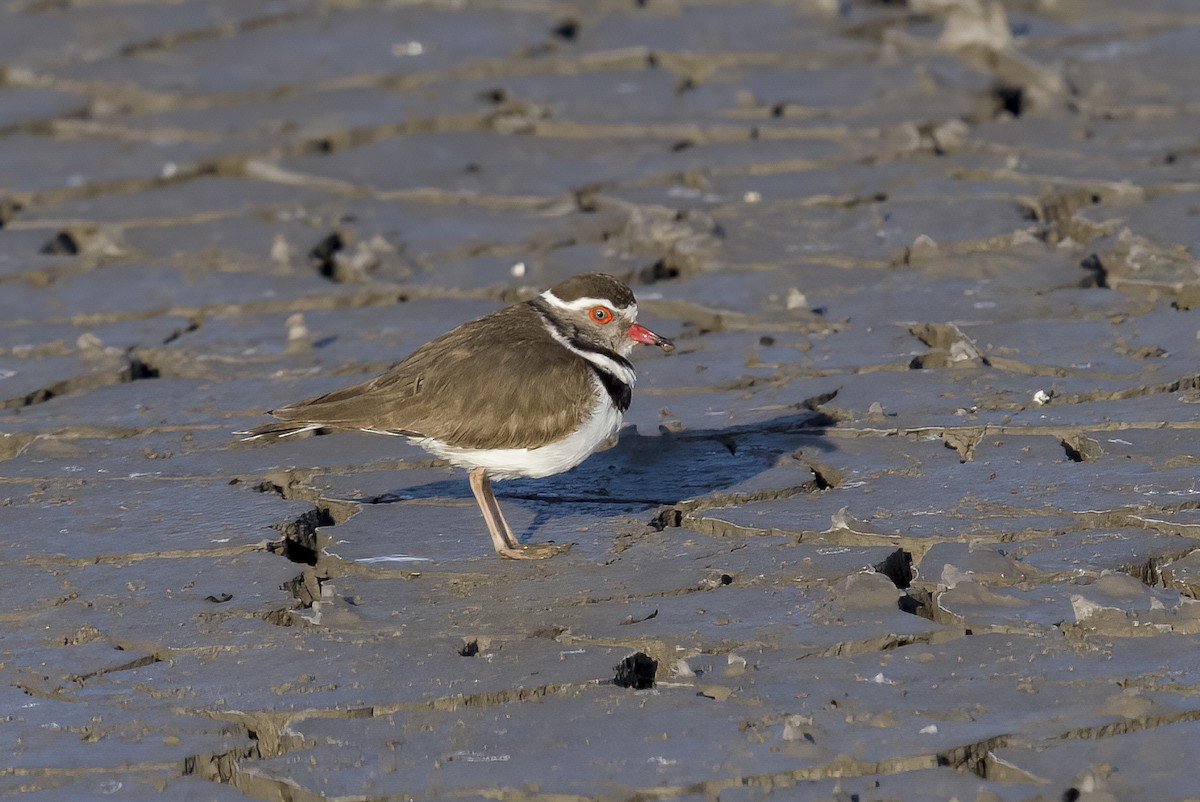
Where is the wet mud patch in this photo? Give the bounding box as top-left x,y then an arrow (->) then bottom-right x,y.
6,0 -> 1200,797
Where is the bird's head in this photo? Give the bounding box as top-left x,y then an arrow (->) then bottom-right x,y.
539,273 -> 674,357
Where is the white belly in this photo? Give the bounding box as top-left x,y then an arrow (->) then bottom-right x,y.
415,393 -> 622,480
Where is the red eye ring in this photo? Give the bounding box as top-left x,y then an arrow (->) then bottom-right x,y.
589,305 -> 613,324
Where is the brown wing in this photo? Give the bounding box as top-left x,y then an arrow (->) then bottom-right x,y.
269,303 -> 598,450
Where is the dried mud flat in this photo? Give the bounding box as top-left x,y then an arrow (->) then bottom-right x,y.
3,1 -> 1200,800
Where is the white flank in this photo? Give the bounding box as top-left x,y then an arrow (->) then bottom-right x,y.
416,377 -> 622,480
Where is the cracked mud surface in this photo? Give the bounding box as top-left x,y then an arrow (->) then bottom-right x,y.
3,1 -> 1200,800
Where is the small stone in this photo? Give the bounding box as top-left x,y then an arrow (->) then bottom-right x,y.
392,41 -> 424,56
270,234 -> 291,265
939,0 -> 1013,50
76,332 -> 103,350
1011,228 -> 1041,246
782,714 -> 813,741
671,659 -> 695,678
786,288 -> 808,310
286,313 -> 309,346
940,563 -> 973,589
908,234 -> 940,263
931,118 -> 970,152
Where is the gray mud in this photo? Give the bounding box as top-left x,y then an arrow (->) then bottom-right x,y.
3,1 -> 1200,800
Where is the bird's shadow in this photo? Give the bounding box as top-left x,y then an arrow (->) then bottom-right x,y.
361,410 -> 838,541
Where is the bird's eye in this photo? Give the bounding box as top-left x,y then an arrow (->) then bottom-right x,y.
589,306 -> 613,324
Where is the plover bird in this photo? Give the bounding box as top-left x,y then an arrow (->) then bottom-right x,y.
240,273 -> 674,559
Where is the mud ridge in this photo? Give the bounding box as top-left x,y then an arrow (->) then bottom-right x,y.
4,542 -> 270,569
1,348 -> 157,411
651,480 -> 826,532
802,627 -> 970,660
1054,707 -> 1200,742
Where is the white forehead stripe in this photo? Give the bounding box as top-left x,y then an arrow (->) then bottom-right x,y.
537,315 -> 636,387
541,290 -> 637,320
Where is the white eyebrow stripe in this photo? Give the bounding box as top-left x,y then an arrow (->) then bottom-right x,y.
541,290 -> 637,320
536,315 -> 636,386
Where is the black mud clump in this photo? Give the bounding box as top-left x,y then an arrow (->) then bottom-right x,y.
269,506 -> 336,565
993,85 -> 1024,117
551,18 -> 579,41
0,199 -> 23,228
40,230 -> 81,255
874,549 -> 914,589
637,258 -> 680,284
650,506 -> 683,531
613,652 -> 657,689
309,231 -> 344,280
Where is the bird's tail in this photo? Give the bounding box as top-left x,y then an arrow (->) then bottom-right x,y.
234,421 -> 324,441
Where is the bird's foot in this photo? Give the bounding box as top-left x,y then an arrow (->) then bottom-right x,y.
498,542 -> 572,560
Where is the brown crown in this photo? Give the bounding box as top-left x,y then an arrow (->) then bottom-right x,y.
549,273 -> 636,308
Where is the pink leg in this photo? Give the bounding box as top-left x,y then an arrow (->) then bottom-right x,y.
467,467 -> 569,560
